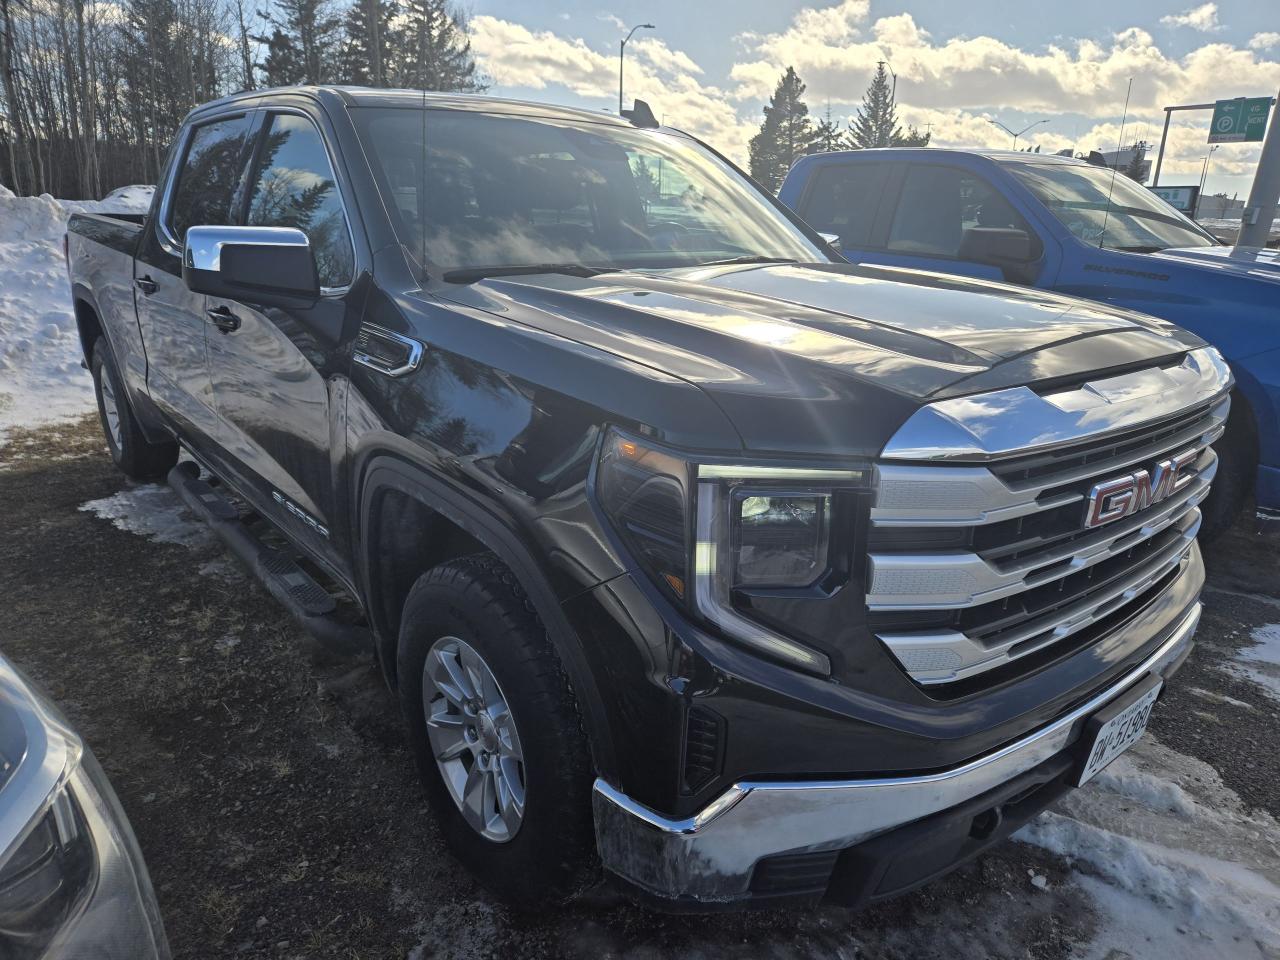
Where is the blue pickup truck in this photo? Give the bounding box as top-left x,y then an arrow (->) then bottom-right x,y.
779,149 -> 1279,538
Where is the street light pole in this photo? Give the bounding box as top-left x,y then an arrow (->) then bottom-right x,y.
987,118 -> 1049,151
619,23 -> 655,114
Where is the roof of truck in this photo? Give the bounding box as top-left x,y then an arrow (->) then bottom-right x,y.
188,85 -> 632,127
796,147 -> 1086,165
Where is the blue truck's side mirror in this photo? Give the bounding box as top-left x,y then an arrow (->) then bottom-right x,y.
182,225 -> 319,309
958,227 -> 1037,284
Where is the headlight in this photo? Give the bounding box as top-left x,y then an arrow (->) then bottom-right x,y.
596,428 -> 867,675
0,659 -> 170,960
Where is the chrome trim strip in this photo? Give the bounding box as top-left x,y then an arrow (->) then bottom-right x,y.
881,348 -> 1232,462
696,464 -> 866,481
879,527 -> 1199,684
593,599 -> 1202,901
867,452 -> 1214,612
871,398 -> 1227,527
353,323 -> 425,378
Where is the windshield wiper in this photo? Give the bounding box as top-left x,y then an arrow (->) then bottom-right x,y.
689,255 -> 800,268
441,263 -> 610,284
1112,245 -> 1164,253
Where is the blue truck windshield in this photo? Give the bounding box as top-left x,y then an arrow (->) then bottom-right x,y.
1007,161 -> 1216,253
351,107 -> 825,275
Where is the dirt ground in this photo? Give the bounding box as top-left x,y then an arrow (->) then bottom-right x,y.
2,415 -> 1278,960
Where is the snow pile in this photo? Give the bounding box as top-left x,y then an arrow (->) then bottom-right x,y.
1017,736 -> 1280,959
1226,623 -> 1280,702
79,484 -> 215,548
0,185 -> 152,442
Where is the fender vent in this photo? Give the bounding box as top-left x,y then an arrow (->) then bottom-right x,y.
353,324 -> 423,377
681,706 -> 723,794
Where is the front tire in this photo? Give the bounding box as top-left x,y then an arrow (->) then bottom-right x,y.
397,554 -> 596,906
91,337 -> 178,481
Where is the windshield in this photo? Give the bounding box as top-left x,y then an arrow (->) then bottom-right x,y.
1007,161 -> 1217,252
350,107 -> 827,276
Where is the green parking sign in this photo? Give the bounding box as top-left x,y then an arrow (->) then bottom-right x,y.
1209,97 -> 1272,143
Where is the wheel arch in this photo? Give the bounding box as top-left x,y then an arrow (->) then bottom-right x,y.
71,284 -> 105,366
353,444 -> 618,782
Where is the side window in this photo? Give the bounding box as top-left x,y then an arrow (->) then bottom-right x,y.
246,114 -> 354,289
795,163 -> 889,248
888,166 -> 1039,259
168,115 -> 251,241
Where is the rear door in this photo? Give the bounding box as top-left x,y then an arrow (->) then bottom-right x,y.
135,112 -> 254,454
204,108 -> 362,574
791,160 -> 894,261
856,164 -> 1042,282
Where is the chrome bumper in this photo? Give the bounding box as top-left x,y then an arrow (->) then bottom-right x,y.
593,602 -> 1202,904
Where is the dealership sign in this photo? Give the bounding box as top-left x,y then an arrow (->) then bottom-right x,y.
1208,97 -> 1272,144
1149,185 -> 1199,214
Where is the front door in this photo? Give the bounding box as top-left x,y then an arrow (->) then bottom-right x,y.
203,110 -> 361,574
136,113 -> 254,457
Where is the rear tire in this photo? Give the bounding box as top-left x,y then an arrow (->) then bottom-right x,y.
91,337 -> 178,481
1200,398 -> 1254,543
397,553 -> 596,906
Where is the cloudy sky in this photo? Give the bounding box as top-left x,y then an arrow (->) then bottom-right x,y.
465,0 -> 1279,198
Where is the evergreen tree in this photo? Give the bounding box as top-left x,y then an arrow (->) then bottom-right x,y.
336,0 -> 395,85
392,0 -> 484,91
255,0 -> 340,86
748,66 -> 814,193
1123,149 -> 1147,183
847,62 -> 901,149
897,125 -> 932,147
806,102 -> 842,155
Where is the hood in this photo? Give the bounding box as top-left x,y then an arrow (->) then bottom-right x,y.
1153,244 -> 1280,283
440,262 -> 1200,457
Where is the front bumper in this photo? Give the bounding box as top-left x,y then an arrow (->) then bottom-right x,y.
593,601 -> 1201,906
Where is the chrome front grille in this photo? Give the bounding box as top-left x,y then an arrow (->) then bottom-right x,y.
868,349 -> 1232,687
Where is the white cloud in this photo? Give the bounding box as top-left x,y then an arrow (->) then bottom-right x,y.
1250,32 -> 1280,51
730,10 -> 1280,118
1160,3 -> 1221,32
469,16 -> 755,161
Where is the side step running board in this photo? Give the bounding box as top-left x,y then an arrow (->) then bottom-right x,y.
168,461 -> 367,656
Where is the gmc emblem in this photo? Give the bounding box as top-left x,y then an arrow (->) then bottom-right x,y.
1084,449 -> 1199,529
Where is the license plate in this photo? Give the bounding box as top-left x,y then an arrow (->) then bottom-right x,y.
1075,677 -> 1162,786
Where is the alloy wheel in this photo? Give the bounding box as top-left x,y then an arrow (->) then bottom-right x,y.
422,636 -> 526,842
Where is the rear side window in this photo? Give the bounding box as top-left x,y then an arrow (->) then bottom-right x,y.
795,163 -> 889,248
888,165 -> 1039,259
246,114 -> 354,289
169,115 -> 251,241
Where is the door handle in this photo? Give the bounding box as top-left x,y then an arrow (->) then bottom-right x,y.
134,276 -> 157,295
206,307 -> 242,334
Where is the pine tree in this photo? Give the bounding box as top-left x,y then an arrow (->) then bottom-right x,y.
897,125 -> 931,147
806,102 -> 842,155
1123,148 -> 1147,183
255,0 -> 340,86
392,0 -> 484,91
748,66 -> 814,193
336,0 -> 395,85
847,62 -> 901,149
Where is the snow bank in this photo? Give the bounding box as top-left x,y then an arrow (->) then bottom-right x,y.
1016,736 -> 1280,958
0,185 -> 153,443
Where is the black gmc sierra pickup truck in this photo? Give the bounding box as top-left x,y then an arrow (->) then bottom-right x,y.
66,86 -> 1230,910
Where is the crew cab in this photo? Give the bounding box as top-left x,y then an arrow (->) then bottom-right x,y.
66,87 -> 1226,910
779,149 -> 1278,538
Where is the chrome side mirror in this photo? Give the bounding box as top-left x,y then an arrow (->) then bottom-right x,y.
182,225 -> 319,307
